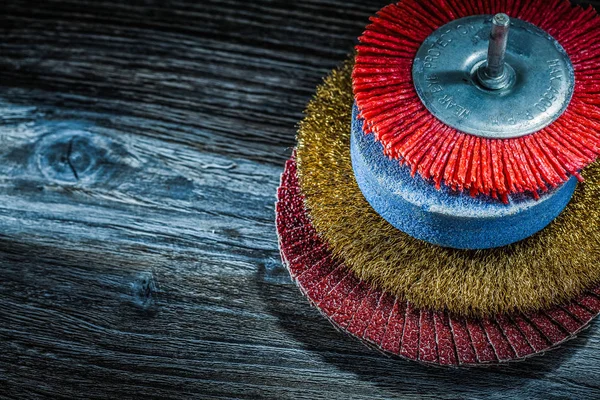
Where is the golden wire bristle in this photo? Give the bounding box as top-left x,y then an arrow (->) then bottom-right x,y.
296,59 -> 600,318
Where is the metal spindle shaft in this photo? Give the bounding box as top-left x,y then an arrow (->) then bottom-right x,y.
476,13 -> 515,90
485,14 -> 510,79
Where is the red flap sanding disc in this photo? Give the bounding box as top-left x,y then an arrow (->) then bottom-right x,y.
277,155 -> 600,366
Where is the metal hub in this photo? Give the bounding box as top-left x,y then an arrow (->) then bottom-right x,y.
412,14 -> 575,139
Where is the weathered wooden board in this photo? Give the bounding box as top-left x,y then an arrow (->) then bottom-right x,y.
0,0 -> 599,399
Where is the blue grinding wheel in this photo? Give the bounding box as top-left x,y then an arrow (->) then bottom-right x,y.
350,105 -> 578,250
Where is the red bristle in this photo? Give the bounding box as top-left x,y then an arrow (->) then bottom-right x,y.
455,135 -> 475,192
503,142 -> 522,193
467,137 -> 482,194
381,110 -> 431,143
565,107 -> 600,151
382,1 -> 442,31
510,140 -> 537,192
450,0 -> 469,18
395,115 -> 435,154
378,108 -> 426,137
489,140 -> 507,196
513,0 -> 529,18
480,139 -> 493,194
353,0 -> 600,200
546,125 -> 590,164
420,0 -> 457,22
522,144 -> 546,191
354,45 -> 412,58
353,85 -> 408,101
403,129 -> 439,176
362,102 -> 421,128
440,0 -> 467,17
443,133 -> 467,189
522,136 -> 559,187
462,0 -> 477,15
429,126 -> 456,189
474,0 -> 484,14
542,133 -> 583,177
417,125 -> 449,180
533,134 -> 569,181
359,31 -> 417,48
354,89 -> 412,109
371,18 -> 423,43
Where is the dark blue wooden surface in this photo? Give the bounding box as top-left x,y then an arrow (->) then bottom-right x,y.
0,1 -> 599,399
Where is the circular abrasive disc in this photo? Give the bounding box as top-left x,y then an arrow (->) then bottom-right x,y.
277,155 -> 600,366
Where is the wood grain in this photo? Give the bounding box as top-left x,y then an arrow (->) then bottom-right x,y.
0,0 -> 599,399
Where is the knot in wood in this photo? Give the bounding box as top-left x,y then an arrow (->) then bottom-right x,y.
36,128 -> 108,185
131,272 -> 158,312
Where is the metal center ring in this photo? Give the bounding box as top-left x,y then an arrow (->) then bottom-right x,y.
412,15 -> 575,139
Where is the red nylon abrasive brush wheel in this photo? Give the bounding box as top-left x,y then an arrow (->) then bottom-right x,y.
353,0 -> 600,203
276,155 -> 600,366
